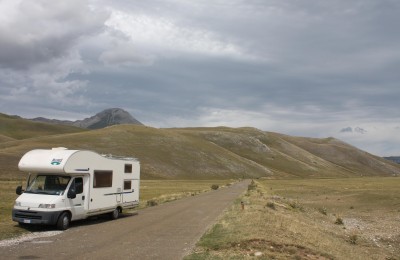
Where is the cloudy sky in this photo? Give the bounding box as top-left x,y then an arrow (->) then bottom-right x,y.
0,0 -> 399,156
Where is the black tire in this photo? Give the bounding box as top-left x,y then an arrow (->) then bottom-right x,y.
56,212 -> 70,230
110,208 -> 120,220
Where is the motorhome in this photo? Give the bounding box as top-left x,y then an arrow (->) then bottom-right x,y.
12,148 -> 140,230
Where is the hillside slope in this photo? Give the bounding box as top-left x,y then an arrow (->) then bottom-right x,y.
0,113 -> 85,140
0,125 -> 399,180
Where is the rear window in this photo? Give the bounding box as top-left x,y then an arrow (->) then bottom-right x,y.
124,180 -> 132,190
125,164 -> 132,173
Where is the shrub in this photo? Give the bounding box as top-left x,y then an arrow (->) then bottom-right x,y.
266,202 -> 276,210
211,184 -> 219,190
147,199 -> 158,207
349,233 -> 358,244
289,201 -> 304,211
335,217 -> 344,225
248,180 -> 257,191
318,207 -> 327,215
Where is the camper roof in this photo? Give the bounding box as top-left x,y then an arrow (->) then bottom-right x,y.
18,148 -> 79,173
18,148 -> 138,174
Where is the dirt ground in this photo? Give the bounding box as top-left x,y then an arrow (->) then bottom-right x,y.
0,180 -> 249,260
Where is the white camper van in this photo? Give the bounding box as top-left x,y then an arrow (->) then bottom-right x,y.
12,148 -> 140,230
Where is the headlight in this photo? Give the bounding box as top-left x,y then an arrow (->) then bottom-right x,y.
39,204 -> 56,209
14,201 -> 21,207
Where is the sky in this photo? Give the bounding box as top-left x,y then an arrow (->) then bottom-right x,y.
0,0 -> 400,156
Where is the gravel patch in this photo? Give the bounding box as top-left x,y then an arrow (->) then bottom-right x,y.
0,231 -> 63,247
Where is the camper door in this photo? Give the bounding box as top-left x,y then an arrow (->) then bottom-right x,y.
90,170 -> 117,210
66,176 -> 89,220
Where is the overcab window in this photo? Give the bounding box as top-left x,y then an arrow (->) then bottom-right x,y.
93,171 -> 113,188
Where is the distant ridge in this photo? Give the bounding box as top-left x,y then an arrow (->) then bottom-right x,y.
1,116 -> 400,179
384,156 -> 400,164
2,111 -> 400,179
31,108 -> 143,129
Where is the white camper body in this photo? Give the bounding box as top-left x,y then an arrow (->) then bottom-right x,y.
12,148 -> 140,230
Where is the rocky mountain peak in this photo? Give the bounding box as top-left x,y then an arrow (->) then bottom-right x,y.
73,108 -> 143,129
30,108 -> 143,129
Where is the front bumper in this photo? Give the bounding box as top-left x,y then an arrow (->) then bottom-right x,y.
12,208 -> 63,225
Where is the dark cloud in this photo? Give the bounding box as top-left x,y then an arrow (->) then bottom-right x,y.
0,0 -> 400,155
0,0 -> 108,69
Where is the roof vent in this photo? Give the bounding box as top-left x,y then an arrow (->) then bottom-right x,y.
52,147 -> 68,150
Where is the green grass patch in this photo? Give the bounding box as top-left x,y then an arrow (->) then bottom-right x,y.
197,224 -> 229,250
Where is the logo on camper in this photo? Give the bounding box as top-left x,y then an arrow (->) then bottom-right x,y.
51,158 -> 63,165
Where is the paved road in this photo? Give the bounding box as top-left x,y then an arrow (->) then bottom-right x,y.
2,180 -> 249,260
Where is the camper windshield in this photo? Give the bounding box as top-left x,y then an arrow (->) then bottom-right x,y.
25,175 -> 71,195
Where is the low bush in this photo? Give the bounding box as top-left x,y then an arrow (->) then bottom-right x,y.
335,217 -> 344,225
211,184 -> 219,190
349,233 -> 358,245
147,199 -> 158,207
318,207 -> 327,215
288,201 -> 304,211
248,180 -> 257,191
266,202 -> 276,210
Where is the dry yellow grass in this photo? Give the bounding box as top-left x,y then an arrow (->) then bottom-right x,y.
0,181 -> 27,240
2,124 -> 400,180
186,177 -> 400,260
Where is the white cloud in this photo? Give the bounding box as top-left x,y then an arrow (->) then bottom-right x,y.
1,51 -> 89,106
99,41 -> 155,66
337,124 -> 400,156
104,9 -> 252,60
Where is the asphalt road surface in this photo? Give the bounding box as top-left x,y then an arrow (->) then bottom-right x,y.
2,180 -> 250,260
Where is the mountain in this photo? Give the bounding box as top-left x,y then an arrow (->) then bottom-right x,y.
1,123 -> 399,180
31,108 -> 143,129
384,156 -> 400,164
340,126 -> 367,134
72,108 -> 143,129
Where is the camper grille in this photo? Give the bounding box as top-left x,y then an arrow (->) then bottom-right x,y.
14,211 -> 42,220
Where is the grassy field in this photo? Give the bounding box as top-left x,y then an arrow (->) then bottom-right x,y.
186,177 -> 400,260
0,179 -> 232,240
0,181 -> 27,240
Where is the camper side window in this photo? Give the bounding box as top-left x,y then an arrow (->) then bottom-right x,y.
75,178 -> 83,194
124,164 -> 132,173
124,180 -> 132,190
93,171 -> 113,188
69,178 -> 83,194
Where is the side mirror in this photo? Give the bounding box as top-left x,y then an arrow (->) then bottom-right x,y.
67,188 -> 76,199
16,185 -> 23,195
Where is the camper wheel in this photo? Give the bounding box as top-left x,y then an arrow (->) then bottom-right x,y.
57,212 -> 70,230
110,208 -> 120,220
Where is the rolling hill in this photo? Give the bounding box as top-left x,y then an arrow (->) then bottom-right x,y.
1,116 -> 399,180
0,113 -> 85,140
